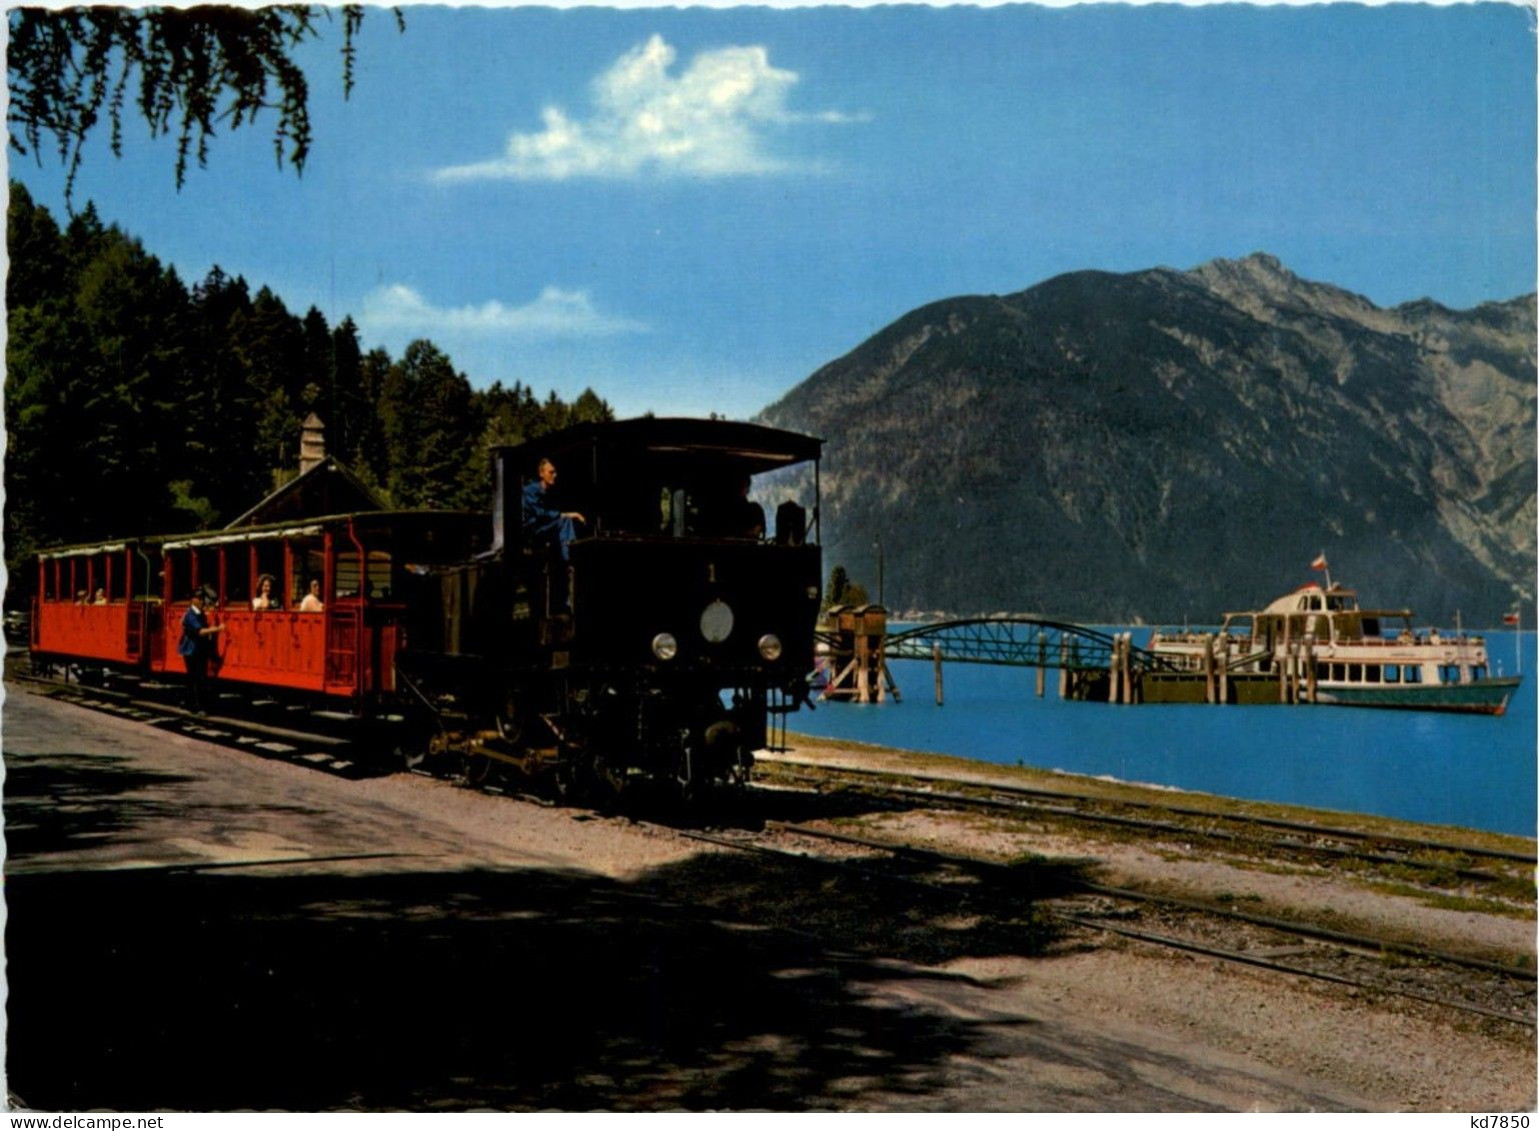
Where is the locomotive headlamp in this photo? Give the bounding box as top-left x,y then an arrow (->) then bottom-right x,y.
700,599 -> 734,644
757,634 -> 783,661
652,632 -> 678,661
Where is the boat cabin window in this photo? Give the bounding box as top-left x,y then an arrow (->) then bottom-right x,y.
1471,664 -> 1487,682
1439,664 -> 1461,685
1362,616 -> 1381,638
1383,664 -> 1400,683
1364,664 -> 1381,683
1403,665 -> 1422,684
1347,663 -> 1363,683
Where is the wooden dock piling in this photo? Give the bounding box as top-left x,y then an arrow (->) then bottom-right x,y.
1202,633 -> 1216,704
1217,633 -> 1230,705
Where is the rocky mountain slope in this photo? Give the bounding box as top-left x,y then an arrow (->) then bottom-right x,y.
758,254 -> 1535,624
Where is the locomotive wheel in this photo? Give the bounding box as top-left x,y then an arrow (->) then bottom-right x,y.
378,721 -> 430,771
550,761 -> 587,805
461,752 -> 493,788
393,738 -> 427,771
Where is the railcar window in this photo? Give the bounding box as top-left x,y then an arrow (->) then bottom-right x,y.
330,549 -> 389,598
368,551 -> 391,599
43,560 -> 57,602
293,545 -> 325,605
224,547 -> 251,604
254,543 -> 285,605
194,547 -> 220,600
168,550 -> 194,601
334,551 -> 362,599
108,553 -> 128,601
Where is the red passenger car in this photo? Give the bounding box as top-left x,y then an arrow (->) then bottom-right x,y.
31,512 -> 486,705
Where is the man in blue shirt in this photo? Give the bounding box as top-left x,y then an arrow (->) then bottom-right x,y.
178,587 -> 226,715
521,458 -> 585,560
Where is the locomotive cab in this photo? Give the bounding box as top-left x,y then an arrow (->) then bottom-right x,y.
480,418 -> 824,794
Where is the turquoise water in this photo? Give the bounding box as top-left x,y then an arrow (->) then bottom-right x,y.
793,630 -> 1537,837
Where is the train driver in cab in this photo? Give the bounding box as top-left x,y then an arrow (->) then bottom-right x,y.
727,476 -> 765,540
522,458 -> 585,559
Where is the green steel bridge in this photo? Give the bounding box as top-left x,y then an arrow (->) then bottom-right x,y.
818,616 -> 1180,673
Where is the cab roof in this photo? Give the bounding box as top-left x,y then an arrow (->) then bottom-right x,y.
497,417 -> 823,478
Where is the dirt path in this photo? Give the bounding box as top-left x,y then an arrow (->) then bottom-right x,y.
4,687 -> 1533,1111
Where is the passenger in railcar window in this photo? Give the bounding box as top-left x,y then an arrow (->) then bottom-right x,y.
300,579 -> 324,613
251,574 -> 280,611
75,590 -> 88,604
93,588 -> 107,605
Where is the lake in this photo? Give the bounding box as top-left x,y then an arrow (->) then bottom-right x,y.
791,629 -> 1537,837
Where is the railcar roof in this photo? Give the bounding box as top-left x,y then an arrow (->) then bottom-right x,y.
37,509 -> 487,558
497,417 -> 823,473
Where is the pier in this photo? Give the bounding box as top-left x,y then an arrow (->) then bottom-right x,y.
816,608 -> 1284,705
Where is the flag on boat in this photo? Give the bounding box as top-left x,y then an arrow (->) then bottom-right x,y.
1310,553 -> 1328,571
1504,611 -> 1520,625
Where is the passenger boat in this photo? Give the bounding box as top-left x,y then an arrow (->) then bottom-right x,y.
1146,582 -> 1522,715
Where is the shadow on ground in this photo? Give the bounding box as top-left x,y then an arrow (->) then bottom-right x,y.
20,744 -> 1328,1113
2,753 -> 197,858
2,752 -> 1075,1112
8,859 -> 1027,1111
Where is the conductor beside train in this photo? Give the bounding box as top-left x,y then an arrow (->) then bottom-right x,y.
28,418 -> 825,798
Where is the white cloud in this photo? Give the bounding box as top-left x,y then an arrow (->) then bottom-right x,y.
434,35 -> 862,182
361,283 -> 648,338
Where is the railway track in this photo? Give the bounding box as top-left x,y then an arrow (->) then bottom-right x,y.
755,757 -> 1537,900
7,669 -> 384,781
683,820 -> 1537,1029
17,665 -> 1536,1029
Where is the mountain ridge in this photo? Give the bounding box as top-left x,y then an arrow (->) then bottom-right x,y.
759,253 -> 1535,625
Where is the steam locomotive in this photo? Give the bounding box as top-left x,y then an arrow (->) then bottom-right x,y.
28,417 -> 824,799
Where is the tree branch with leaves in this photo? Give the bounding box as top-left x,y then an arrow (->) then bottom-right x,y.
8,4 -> 401,207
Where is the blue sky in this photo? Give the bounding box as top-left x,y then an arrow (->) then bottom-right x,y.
10,4 -> 1535,420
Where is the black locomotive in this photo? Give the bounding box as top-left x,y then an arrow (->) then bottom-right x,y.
396,417 -> 824,798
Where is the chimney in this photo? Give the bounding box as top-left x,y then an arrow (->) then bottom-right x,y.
299,413 -> 326,475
